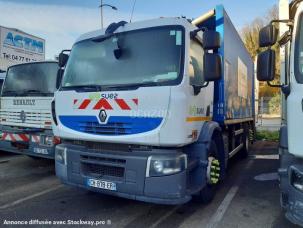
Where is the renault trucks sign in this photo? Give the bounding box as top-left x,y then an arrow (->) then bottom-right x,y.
0,26 -> 45,67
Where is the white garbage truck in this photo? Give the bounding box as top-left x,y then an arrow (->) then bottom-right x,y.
0,61 -> 60,158
257,0 -> 303,225
54,5 -> 255,204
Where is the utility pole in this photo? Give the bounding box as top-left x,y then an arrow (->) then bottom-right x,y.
100,0 -> 104,29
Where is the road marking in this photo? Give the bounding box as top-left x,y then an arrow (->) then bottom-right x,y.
0,159 -> 9,164
254,172 -> 279,181
249,154 -> 279,160
0,155 -> 22,164
150,206 -> 180,228
206,186 -> 239,228
205,159 -> 254,228
0,185 -> 63,210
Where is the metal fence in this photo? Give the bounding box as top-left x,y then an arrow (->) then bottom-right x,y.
255,97 -> 281,131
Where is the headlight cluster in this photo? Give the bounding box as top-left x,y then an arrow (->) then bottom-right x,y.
291,167 -> 303,192
146,154 -> 187,177
55,146 -> 67,165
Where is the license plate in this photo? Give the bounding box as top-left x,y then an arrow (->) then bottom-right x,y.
33,147 -> 48,154
87,178 -> 117,191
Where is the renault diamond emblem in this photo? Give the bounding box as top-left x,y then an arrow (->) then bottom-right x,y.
20,110 -> 26,123
99,109 -> 107,123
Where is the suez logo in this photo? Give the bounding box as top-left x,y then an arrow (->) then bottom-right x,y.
3,32 -> 44,54
13,99 -> 35,106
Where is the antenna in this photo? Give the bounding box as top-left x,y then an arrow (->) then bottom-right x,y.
130,0 -> 137,23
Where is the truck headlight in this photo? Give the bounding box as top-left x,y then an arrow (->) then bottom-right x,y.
291,167 -> 303,192
146,154 -> 187,177
55,146 -> 67,165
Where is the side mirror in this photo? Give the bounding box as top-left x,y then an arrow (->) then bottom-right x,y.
203,31 -> 221,50
204,53 -> 222,82
56,69 -> 64,89
257,49 -> 276,81
259,25 -> 278,48
58,52 -> 69,68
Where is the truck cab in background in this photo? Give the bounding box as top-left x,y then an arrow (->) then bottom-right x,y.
0,61 -> 61,159
257,0 -> 303,225
54,5 -> 255,204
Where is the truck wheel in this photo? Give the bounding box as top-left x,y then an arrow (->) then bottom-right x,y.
239,131 -> 249,158
193,141 -> 220,204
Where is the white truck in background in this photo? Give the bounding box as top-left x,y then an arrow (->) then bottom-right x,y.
257,0 -> 303,225
54,5 -> 255,204
0,61 -> 61,159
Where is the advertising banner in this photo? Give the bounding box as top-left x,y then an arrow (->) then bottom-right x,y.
0,26 -> 45,69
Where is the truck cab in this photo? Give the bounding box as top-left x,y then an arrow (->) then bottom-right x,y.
257,0 -> 303,225
54,6 -> 254,205
0,61 -> 60,158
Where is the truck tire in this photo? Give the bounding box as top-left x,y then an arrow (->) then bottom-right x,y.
239,131 -> 249,158
193,141 -> 220,204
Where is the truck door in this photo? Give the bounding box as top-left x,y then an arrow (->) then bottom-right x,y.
288,10 -> 303,158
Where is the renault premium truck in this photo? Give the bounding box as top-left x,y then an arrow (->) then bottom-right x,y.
0,61 -> 60,158
54,5 -> 255,204
257,0 -> 303,225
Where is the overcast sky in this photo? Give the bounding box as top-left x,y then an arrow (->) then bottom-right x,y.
0,0 -> 278,59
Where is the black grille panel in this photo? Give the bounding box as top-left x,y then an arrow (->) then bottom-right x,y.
81,163 -> 125,178
81,155 -> 126,164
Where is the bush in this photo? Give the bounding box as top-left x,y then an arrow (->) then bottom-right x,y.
256,130 -> 279,141
268,94 -> 281,114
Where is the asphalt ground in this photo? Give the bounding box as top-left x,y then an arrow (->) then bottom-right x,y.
0,141 -> 299,228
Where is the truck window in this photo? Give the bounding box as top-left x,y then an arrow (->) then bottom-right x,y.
61,26 -> 184,89
189,39 -> 204,86
295,13 -> 303,83
2,62 -> 58,97
0,79 -> 4,94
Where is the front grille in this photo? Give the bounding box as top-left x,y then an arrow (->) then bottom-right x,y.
80,121 -> 131,135
81,163 -> 125,178
81,155 -> 126,164
0,110 -> 51,127
65,140 -> 152,153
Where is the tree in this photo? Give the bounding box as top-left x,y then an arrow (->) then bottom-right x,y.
241,5 -> 280,98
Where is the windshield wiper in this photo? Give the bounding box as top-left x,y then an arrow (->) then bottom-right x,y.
20,90 -> 51,96
61,85 -> 103,92
102,82 -> 160,90
2,90 -> 20,96
61,82 -> 160,92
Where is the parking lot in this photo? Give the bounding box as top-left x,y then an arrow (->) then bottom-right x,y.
0,141 -> 298,228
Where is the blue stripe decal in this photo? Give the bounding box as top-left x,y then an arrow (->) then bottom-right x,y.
59,115 -> 163,135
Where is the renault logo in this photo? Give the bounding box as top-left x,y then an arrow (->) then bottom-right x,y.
20,110 -> 26,123
99,109 -> 107,123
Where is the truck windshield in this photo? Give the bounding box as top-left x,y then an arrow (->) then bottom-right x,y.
2,62 -> 58,97
295,13 -> 303,83
61,26 -> 184,90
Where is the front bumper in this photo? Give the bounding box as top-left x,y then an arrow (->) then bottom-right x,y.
0,131 -> 56,159
55,143 -> 191,205
279,150 -> 303,226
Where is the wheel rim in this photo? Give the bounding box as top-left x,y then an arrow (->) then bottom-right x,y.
207,157 -> 220,185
